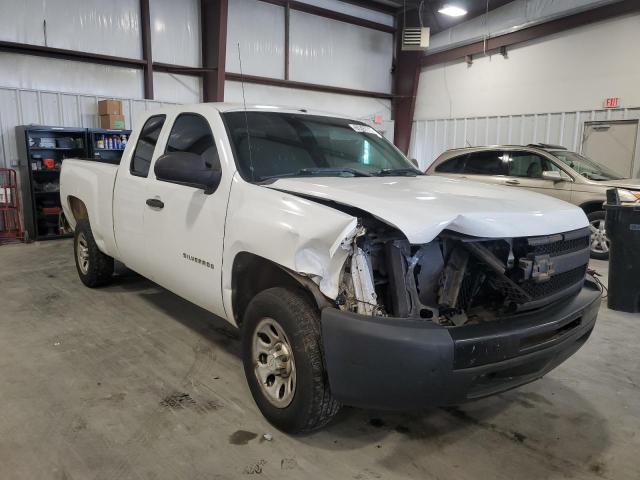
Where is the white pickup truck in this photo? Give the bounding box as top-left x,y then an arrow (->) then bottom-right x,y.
61,103 -> 601,433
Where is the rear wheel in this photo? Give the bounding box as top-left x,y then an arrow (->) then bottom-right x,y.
242,287 -> 340,433
73,219 -> 114,287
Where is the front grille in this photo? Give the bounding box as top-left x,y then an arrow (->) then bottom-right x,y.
514,227 -> 590,257
484,228 -> 590,308
520,265 -> 587,299
527,235 -> 590,257
512,228 -> 590,305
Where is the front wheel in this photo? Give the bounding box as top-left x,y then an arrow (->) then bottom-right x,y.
73,219 -> 114,287
587,211 -> 609,260
242,287 -> 340,433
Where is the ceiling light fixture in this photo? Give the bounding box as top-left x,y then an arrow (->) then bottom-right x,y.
438,4 -> 468,17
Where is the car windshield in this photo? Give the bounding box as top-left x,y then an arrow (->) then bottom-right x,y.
551,150 -> 623,181
223,111 -> 421,181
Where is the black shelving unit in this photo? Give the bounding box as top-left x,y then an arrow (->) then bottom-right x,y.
15,125 -> 87,241
87,128 -> 131,165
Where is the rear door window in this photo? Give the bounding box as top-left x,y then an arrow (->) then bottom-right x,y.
463,150 -> 507,175
131,115 -> 166,177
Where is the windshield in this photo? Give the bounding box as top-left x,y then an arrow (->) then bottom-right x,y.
551,151 -> 623,181
223,111 -> 420,181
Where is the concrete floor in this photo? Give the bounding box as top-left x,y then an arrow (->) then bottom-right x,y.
0,240 -> 638,480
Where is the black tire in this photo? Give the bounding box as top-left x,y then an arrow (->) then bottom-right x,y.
587,211 -> 609,260
73,219 -> 114,287
242,287 -> 340,433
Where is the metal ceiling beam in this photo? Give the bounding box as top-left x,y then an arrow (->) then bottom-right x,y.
152,63 -> 216,75
139,0 -> 154,99
334,0 -> 399,15
0,40 -> 147,69
422,0 -> 640,67
258,0 -> 395,33
225,72 -> 393,99
0,41 -> 213,77
202,0 -> 229,102
284,1 -> 291,80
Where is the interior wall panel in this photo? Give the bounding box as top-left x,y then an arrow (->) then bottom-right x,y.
0,86 -> 179,170
153,72 -> 202,104
0,0 -> 142,58
417,14 -> 640,120
410,107 -> 640,171
0,53 -> 143,99
226,0 -> 285,79
150,0 -> 201,67
289,11 -> 393,93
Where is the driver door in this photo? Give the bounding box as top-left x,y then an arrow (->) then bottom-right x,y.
142,111 -> 231,317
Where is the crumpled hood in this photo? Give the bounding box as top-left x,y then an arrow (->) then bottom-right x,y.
266,176 -> 588,244
598,178 -> 640,190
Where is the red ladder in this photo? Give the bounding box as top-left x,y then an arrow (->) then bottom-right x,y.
0,168 -> 24,244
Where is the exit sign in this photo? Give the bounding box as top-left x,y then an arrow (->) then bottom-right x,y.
604,97 -> 620,108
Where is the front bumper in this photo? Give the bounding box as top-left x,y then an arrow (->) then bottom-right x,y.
321,280 -> 601,410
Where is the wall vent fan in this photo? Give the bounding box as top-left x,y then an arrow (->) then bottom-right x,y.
402,27 -> 430,51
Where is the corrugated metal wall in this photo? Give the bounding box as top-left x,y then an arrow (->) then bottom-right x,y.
410,107 -> 640,170
0,86 -> 178,169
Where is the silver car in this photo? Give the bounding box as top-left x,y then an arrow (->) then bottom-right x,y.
426,144 -> 640,259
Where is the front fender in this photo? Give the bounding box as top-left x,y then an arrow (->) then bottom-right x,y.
221,179 -> 357,319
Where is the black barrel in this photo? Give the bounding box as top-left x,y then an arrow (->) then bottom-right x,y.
604,188 -> 640,312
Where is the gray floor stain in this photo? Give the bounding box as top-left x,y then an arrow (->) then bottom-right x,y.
230,430 -> 258,445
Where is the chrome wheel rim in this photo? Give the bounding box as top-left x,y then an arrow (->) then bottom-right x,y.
77,232 -> 90,274
589,219 -> 609,255
252,317 -> 296,408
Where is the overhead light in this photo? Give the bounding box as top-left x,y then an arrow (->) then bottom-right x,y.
438,4 -> 468,17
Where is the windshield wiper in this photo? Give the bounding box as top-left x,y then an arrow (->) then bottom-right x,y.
374,168 -> 422,177
258,167 -> 372,181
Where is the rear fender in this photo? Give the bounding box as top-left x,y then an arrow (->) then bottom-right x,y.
60,159 -> 119,257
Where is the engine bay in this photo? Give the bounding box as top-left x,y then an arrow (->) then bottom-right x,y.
338,217 -> 591,327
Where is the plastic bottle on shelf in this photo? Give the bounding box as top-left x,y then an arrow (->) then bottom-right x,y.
121,135 -> 127,147
97,135 -> 104,149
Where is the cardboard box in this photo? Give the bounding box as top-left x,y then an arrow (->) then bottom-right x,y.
98,99 -> 122,116
99,114 -> 126,129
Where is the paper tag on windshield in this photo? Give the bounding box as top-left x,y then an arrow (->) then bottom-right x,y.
349,124 -> 381,137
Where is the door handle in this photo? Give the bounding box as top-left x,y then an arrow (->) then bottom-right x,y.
146,198 -> 164,209
505,179 -> 520,185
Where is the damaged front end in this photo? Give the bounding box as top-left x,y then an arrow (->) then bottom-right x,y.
337,217 -> 592,326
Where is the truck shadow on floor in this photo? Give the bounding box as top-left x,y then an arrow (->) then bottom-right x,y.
109,271 -> 243,357
105,271 -> 610,478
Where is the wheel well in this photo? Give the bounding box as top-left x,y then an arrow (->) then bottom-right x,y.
68,196 -> 89,222
231,252 -> 329,327
579,201 -> 604,216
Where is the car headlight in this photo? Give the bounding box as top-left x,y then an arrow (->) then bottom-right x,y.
617,189 -> 640,203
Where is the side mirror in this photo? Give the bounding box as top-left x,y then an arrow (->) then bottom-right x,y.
409,158 -> 419,168
154,152 -> 222,194
542,170 -> 564,182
